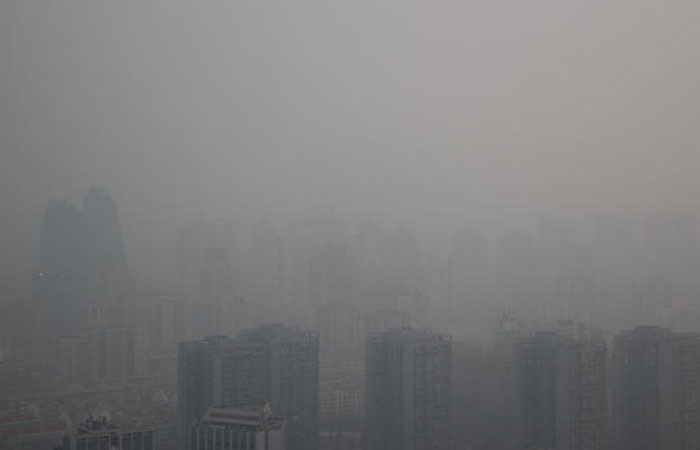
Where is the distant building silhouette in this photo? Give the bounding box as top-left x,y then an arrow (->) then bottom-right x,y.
496,231 -> 545,306
57,326 -> 149,381
81,187 -> 129,297
150,297 -> 185,355
448,228 -> 489,317
309,243 -> 356,306
176,220 -> 237,337
34,188 -> 130,331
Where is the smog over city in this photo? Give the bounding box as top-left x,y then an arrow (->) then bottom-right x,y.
1,2 -> 699,450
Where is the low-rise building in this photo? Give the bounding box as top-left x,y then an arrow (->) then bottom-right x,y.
189,402 -> 284,450
60,417 -> 157,450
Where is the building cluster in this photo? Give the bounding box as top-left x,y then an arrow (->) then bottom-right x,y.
0,189 -> 182,450
449,321 -> 700,450
177,324 -> 451,450
178,325 -> 318,450
5,189 -> 700,450
443,213 -> 700,337
175,321 -> 700,450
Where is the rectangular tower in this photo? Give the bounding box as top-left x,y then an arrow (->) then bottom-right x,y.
612,326 -> 700,450
178,336 -> 268,450
365,328 -> 451,450
179,325 -> 318,450
239,324 -> 319,450
513,332 -> 608,450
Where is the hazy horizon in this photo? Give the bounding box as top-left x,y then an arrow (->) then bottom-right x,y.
2,0 -> 699,295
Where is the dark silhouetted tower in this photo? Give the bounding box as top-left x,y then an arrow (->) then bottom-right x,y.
612,326 -> 700,450
365,328 -> 451,450
34,188 -> 130,330
178,325 -> 318,450
513,332 -> 608,450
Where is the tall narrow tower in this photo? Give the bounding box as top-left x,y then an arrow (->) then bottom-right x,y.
612,326 -> 700,450
34,188 -> 130,330
365,328 -> 451,450
178,325 -> 318,450
512,332 -> 608,450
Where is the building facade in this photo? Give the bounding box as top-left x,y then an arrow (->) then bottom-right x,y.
60,417 -> 156,450
189,402 -> 284,450
178,336 -> 268,450
179,325 -> 318,450
239,324 -> 319,450
612,326 -> 700,450
365,328 -> 451,450
57,326 -> 149,382
513,332 -> 608,450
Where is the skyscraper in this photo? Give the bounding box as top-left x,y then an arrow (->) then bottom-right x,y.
176,220 -> 237,337
81,187 -> 129,298
612,326 -> 700,450
309,242 -> 357,306
316,302 -> 362,364
496,231 -> 545,306
365,328 -> 451,450
316,302 -> 364,424
244,221 -> 285,306
448,228 -> 488,318
178,336 -> 269,450
150,297 -> 185,355
512,332 -> 608,450
35,199 -> 85,306
34,188 -> 130,331
178,325 -> 318,450
239,324 -> 319,450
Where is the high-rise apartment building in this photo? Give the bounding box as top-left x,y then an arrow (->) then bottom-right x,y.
316,303 -> 364,423
178,325 -> 318,450
57,326 -> 148,381
512,332 -> 608,450
365,328 -> 451,450
239,324 -> 319,450
150,297 -> 185,355
364,309 -> 411,335
176,220 -> 238,337
316,302 -> 362,364
612,326 -> 700,450
178,336 -> 269,450
96,326 -> 149,379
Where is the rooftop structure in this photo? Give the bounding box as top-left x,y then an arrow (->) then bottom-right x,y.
190,402 -> 284,450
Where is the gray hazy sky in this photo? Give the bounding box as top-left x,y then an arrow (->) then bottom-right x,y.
1,0 -> 699,293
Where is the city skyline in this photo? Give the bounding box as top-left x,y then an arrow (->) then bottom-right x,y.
2,1 -> 699,449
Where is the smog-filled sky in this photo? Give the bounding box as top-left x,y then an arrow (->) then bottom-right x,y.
1,0 -> 699,293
